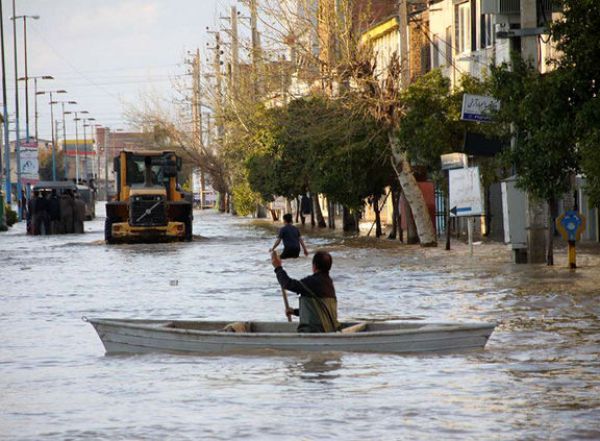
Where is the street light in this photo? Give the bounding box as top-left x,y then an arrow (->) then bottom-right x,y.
53,100 -> 76,179
36,89 -> 66,180
81,117 -> 95,181
12,13 -> 39,141
64,110 -> 88,182
86,122 -> 102,186
20,74 -> 53,140
10,1 -> 25,219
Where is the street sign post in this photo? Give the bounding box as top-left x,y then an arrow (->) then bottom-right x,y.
461,94 -> 500,123
449,167 -> 483,217
449,167 -> 483,255
556,211 -> 586,269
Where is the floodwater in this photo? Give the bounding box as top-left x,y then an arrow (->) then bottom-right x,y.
1,206 -> 599,440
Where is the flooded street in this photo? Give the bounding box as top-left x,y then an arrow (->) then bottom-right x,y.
1,206 -> 599,440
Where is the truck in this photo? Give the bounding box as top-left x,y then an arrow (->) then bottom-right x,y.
105,150 -> 193,244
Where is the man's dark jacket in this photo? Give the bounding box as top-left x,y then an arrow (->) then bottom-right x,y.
274,267 -> 339,333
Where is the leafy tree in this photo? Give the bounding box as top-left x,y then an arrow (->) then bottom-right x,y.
246,96 -> 391,227
551,0 -> 600,207
38,149 -> 65,181
489,57 -> 579,264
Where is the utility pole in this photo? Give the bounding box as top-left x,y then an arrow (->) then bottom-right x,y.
190,48 -> 205,209
230,6 -> 239,101
398,0 -> 410,89
0,0 -> 11,203
208,31 -> 225,140
521,0 -> 546,264
206,29 -> 226,212
221,6 -> 239,102
249,0 -> 262,98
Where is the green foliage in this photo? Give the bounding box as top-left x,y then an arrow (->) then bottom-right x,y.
5,204 -> 17,227
577,99 -> 600,207
396,70 -> 460,170
394,69 -> 497,186
231,180 -> 261,216
38,149 -> 65,181
550,0 -> 600,207
245,96 -> 391,211
489,57 -> 578,202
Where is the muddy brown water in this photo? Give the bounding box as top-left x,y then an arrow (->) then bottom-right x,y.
1,206 -> 598,440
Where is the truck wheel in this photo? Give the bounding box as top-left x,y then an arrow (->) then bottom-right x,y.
105,217 -> 115,244
184,217 -> 192,241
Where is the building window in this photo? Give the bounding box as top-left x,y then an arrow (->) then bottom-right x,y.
432,34 -> 440,68
445,26 -> 453,66
454,2 -> 471,54
480,13 -> 495,48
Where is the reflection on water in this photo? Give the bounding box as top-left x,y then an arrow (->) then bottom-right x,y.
0,205 -> 599,440
286,354 -> 343,383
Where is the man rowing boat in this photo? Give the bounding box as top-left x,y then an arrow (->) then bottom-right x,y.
271,250 -> 340,333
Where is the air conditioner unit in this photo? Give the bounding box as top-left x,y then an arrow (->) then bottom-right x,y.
482,0 -> 521,15
495,22 -> 512,39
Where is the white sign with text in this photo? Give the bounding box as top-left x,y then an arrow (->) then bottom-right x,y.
461,93 -> 500,122
449,167 -> 483,217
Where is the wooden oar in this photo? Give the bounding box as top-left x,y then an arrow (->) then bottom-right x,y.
272,250 -> 292,322
281,286 -> 292,322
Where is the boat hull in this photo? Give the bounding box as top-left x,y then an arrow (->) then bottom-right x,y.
87,318 -> 495,355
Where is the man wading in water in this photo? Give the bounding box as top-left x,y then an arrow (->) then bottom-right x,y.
272,250 -> 340,333
269,213 -> 308,259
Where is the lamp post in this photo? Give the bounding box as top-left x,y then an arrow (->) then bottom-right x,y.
54,100 -> 76,179
10,0 -> 23,219
21,75 -> 53,141
87,123 -> 102,188
65,110 -> 88,182
12,13 -> 39,141
36,89 -> 66,180
81,117 -> 95,181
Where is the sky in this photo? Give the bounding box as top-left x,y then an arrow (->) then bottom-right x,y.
2,0 -> 233,141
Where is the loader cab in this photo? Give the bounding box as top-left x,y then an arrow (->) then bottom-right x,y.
113,151 -> 182,201
105,150 -> 192,244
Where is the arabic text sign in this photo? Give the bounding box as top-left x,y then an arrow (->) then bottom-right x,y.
461,94 -> 500,122
449,167 -> 483,217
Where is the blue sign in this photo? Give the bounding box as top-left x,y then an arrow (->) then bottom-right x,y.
560,210 -> 583,242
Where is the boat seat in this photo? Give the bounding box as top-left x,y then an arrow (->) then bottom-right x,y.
222,321 -> 251,333
341,322 -> 368,334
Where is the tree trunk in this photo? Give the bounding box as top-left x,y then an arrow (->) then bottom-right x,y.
309,194 -> 316,227
296,197 -> 301,223
269,209 -> 279,221
313,193 -> 327,228
343,206 -> 357,232
387,186 -> 400,240
389,136 -> 437,246
546,197 -> 556,266
373,193 -> 383,238
218,192 -> 227,213
405,200 -> 419,244
327,198 -> 336,229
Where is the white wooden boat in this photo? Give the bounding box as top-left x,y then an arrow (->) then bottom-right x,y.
86,318 -> 495,355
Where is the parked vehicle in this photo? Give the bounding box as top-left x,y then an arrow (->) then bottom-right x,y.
105,150 -> 193,243
33,181 -> 96,220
